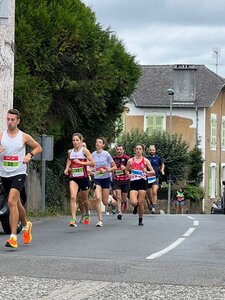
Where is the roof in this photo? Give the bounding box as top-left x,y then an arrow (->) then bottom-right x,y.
132,65 -> 225,108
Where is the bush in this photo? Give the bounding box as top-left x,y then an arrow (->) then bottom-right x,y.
183,185 -> 204,201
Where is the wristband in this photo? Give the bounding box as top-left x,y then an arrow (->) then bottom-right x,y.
30,152 -> 34,157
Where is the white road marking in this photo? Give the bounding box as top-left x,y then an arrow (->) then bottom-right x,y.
146,237 -> 186,259
183,227 -> 196,237
146,217 -> 199,260
188,216 -> 195,220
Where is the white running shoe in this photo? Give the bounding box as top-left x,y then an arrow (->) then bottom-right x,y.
96,220 -> 103,227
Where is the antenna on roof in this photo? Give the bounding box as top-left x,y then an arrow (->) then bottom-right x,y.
212,47 -> 221,74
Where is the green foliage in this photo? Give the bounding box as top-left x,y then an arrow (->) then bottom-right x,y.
187,147 -> 204,185
45,156 -> 69,210
116,129 -> 189,182
14,0 -> 141,150
183,185 -> 204,202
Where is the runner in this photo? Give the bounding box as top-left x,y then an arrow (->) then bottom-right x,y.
113,145 -> 130,220
64,133 -> 94,227
92,137 -> 116,227
125,144 -> 155,226
77,141 -> 91,224
145,145 -> 165,214
0,108 -> 42,248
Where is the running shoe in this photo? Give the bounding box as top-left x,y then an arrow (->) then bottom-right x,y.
151,207 -> 156,214
83,214 -> 90,225
111,207 -> 116,214
79,215 -> 85,224
117,213 -> 123,220
23,221 -> 32,244
105,211 -> 110,216
96,220 -> 103,227
138,218 -> 144,226
5,236 -> 18,248
133,204 -> 138,215
69,218 -> 77,227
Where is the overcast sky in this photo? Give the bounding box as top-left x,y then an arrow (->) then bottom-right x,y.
82,0 -> 225,78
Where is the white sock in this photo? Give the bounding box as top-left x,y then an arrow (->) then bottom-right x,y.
10,234 -> 17,240
23,224 -> 28,231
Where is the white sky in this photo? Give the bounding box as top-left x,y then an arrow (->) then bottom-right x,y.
82,0 -> 225,78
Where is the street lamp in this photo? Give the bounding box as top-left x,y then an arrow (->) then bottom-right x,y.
167,88 -> 174,214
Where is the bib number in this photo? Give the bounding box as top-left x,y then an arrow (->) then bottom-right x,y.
72,167 -> 84,177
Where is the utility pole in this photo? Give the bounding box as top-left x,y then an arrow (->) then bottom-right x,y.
167,88 -> 175,214
0,0 -> 15,129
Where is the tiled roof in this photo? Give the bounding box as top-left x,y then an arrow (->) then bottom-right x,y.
132,65 -> 225,108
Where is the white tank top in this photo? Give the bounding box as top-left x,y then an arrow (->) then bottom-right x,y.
0,130 -> 27,177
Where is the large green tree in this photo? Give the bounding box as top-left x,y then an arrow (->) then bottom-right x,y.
14,0 -> 141,150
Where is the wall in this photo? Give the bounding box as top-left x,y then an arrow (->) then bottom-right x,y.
0,0 -> 15,130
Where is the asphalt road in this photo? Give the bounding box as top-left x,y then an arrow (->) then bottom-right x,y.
0,213 -> 225,299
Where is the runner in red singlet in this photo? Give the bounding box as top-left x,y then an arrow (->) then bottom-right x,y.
125,144 -> 154,226
64,133 -> 94,227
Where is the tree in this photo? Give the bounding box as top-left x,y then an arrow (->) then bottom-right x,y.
116,129 -> 189,183
187,147 -> 204,185
14,0 -> 141,149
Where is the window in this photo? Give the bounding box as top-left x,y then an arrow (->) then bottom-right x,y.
209,163 -> 217,198
210,114 -> 217,149
145,115 -> 164,133
221,117 -> 225,149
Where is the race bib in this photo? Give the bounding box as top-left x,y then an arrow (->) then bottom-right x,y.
96,167 -> 106,177
115,169 -> 124,176
72,167 -> 84,177
3,155 -> 19,167
147,176 -> 156,184
131,169 -> 143,178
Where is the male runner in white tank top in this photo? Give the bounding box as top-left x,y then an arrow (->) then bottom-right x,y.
0,109 -> 42,249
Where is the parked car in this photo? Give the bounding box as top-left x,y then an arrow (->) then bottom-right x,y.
0,180 -> 26,234
211,198 -> 223,214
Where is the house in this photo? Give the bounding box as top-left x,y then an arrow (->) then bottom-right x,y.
124,64 -> 225,213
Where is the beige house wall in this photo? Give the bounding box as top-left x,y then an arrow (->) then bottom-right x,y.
166,115 -> 195,149
124,114 -> 144,133
204,89 -> 225,212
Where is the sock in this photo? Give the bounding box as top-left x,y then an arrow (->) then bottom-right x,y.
23,224 -> 28,231
139,217 -> 143,223
10,234 -> 17,240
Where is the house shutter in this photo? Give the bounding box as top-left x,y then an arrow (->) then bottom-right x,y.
222,117 -> 225,148
146,115 -> 163,133
211,114 -> 217,148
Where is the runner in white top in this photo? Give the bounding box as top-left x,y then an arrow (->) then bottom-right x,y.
91,137 -> 116,227
0,109 -> 42,249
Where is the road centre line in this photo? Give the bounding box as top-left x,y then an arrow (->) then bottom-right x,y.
183,227 -> 196,237
146,238 -> 186,259
146,217 -> 199,260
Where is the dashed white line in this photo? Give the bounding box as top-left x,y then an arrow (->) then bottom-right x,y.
146,238 -> 186,260
183,227 -> 196,237
146,217 -> 199,260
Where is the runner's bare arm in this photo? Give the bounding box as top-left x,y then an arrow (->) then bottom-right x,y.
23,133 -> 42,163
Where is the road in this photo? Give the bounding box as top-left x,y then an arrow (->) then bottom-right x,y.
0,213 -> 225,299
